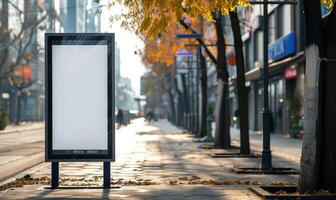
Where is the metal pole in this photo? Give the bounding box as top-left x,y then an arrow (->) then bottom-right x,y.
103,162 -> 110,188
51,162 -> 59,188
188,56 -> 192,131
174,56 -> 179,126
261,0 -> 272,170
190,56 -> 195,133
137,100 -> 141,116
196,47 -> 200,134
250,0 -> 297,5
181,73 -> 188,129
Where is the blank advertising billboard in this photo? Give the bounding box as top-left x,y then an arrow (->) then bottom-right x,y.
45,34 -> 115,161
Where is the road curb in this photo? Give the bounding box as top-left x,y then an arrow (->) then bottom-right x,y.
0,125 -> 44,135
0,152 -> 44,184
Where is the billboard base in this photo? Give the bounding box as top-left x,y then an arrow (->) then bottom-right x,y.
48,162 -> 117,189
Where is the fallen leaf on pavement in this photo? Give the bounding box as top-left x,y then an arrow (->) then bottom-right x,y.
191,175 -> 200,180
168,180 -> 178,185
200,179 -> 214,185
199,144 -> 217,150
178,177 -> 188,181
271,181 -> 286,186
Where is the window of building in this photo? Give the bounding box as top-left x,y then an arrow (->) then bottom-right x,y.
243,43 -> 247,70
256,30 -> 263,67
279,5 -> 293,37
268,11 -> 276,43
245,38 -> 254,71
0,0 -> 3,28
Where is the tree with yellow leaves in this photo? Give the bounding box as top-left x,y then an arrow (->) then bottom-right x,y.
139,22 -> 195,124
102,0 -> 336,195
104,0 -> 250,149
141,23 -> 194,69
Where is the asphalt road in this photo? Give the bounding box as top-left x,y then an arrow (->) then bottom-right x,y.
0,128 -> 44,183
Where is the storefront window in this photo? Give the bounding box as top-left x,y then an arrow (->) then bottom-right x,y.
256,79 -> 284,133
0,1 -> 3,28
279,5 -> 293,37
256,31 -> 263,66
269,79 -> 284,133
268,12 -> 276,43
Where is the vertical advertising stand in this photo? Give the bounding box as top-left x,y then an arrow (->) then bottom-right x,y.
45,33 -> 115,188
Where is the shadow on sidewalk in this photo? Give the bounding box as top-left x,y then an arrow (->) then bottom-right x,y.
21,185 -> 245,199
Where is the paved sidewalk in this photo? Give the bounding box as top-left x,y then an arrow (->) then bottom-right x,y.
0,119 -> 300,199
231,128 -> 302,164
0,121 -> 44,134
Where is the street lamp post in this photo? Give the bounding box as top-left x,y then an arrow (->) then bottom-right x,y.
190,56 -> 196,133
196,46 -> 200,134
183,44 -> 201,135
242,0 -> 297,172
261,0 -> 272,170
188,56 -> 193,132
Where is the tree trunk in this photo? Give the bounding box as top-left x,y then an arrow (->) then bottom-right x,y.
168,86 -> 176,124
174,76 -> 184,127
198,52 -> 207,137
298,0 -> 323,193
319,7 -> 336,193
0,0 -> 10,80
229,11 -> 250,154
213,15 -> 231,148
16,93 -> 21,125
181,73 -> 189,128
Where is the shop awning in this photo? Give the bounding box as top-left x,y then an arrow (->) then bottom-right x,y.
269,51 -> 304,73
239,51 -> 305,83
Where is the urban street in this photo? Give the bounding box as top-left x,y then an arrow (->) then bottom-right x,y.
1,0 -> 336,199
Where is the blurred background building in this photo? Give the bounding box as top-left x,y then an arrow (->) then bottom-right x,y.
0,0 -> 102,124
114,42 -> 137,111
205,3 -> 330,137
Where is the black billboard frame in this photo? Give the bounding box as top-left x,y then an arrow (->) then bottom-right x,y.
45,33 -> 115,188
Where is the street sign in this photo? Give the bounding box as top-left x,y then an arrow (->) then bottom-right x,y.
177,49 -> 192,57
268,32 -> 296,62
284,65 -> 297,80
176,34 -> 202,39
176,56 -> 189,74
45,33 -> 115,162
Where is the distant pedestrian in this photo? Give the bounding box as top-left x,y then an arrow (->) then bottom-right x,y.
116,109 -> 124,128
145,111 -> 154,122
234,109 -> 240,129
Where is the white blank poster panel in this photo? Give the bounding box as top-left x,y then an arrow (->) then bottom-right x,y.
52,45 -> 108,150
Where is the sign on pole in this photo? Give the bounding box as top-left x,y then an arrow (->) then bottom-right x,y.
176,34 -> 202,39
177,49 -> 192,57
45,33 -> 115,162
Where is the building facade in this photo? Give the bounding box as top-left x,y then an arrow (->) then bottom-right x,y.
223,4 -> 330,135
0,0 -> 102,123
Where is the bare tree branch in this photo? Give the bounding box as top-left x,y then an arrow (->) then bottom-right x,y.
0,10 -> 49,82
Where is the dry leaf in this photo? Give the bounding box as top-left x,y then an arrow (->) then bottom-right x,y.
169,180 -> 178,185
271,181 -> 286,186
178,177 -> 188,181
200,179 -> 214,185
191,175 -> 200,180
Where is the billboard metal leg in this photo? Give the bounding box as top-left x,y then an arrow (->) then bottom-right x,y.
103,162 -> 110,188
51,162 -> 59,189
